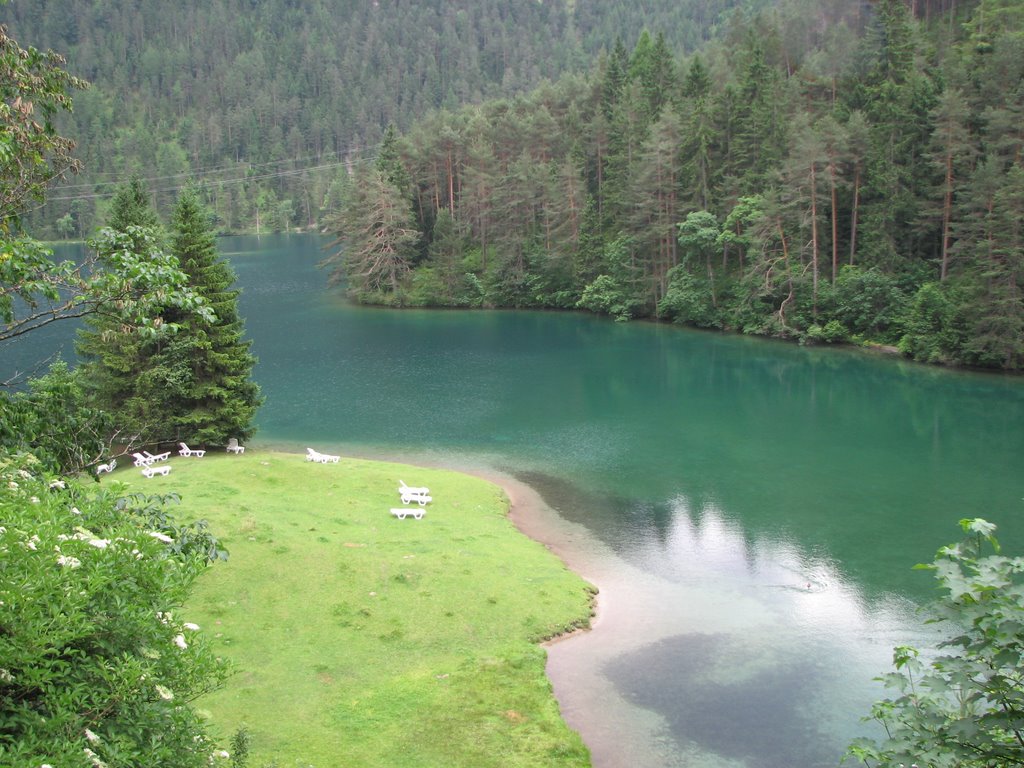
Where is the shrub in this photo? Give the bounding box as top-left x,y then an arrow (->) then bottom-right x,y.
898,281 -> 966,365
658,266 -> 721,328
832,266 -> 907,343
0,454 -> 230,767
848,519 -> 1024,768
577,274 -> 642,321
804,319 -> 848,344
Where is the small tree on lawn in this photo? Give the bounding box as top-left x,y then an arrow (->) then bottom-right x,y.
847,518 -> 1024,768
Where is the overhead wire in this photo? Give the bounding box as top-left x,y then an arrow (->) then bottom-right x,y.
44,146 -> 379,202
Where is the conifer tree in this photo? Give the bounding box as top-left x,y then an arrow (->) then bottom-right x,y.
161,188 -> 262,444
105,177 -> 161,232
323,162 -> 420,299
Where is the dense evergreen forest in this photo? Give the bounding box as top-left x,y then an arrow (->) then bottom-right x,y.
1,0 -> 771,235
322,0 -> 1023,371
2,0 -> 1021,370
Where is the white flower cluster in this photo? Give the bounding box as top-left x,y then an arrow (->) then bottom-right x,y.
155,612 -> 202,652
155,684 -> 175,701
84,745 -> 108,768
56,554 -> 82,569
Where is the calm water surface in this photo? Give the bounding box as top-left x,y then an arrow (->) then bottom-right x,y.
6,234 -> 1023,768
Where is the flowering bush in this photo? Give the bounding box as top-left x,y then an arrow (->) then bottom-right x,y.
0,454 -> 230,767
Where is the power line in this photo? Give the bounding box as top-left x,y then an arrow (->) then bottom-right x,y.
45,146 -> 379,201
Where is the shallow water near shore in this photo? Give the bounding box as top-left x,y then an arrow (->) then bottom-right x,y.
7,233 -> 1024,767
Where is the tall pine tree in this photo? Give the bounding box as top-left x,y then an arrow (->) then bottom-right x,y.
162,188 -> 262,445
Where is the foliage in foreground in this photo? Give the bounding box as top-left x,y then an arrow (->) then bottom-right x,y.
0,453 -> 230,768
847,518 -> 1024,768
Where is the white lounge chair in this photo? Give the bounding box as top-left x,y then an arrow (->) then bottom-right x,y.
132,452 -> 155,467
398,480 -> 432,507
179,442 -> 206,458
226,438 -> 245,454
96,458 -> 117,474
391,507 -> 426,520
306,447 -> 339,464
141,465 -> 172,478
144,450 -> 170,462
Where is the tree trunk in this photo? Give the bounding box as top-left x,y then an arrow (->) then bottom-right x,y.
810,161 -> 819,316
849,167 -> 860,265
940,151 -> 953,281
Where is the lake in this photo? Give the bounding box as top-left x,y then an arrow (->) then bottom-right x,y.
5,233 -> 1024,767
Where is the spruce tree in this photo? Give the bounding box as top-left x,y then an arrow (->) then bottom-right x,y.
105,177 -> 162,232
163,188 -> 262,445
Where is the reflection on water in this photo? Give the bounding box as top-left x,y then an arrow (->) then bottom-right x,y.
539,495 -> 930,768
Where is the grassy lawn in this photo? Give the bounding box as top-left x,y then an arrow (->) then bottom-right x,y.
112,451 -> 595,768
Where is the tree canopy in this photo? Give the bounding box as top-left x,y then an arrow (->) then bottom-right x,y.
324,0 -> 1023,370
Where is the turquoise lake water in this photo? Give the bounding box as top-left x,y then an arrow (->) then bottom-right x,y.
5,233 -> 1023,768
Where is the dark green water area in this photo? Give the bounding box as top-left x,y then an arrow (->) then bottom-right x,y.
6,233 -> 1022,768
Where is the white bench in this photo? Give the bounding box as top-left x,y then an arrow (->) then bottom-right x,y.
141,465 -> 172,478
391,508 -> 426,520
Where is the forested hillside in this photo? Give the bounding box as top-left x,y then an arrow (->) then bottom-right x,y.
2,0 -> 1019,370
1,0 -> 770,236
324,0 -> 1023,371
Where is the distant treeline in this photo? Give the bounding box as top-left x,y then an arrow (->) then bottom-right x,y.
323,0 -> 1023,371
1,0 -> 770,236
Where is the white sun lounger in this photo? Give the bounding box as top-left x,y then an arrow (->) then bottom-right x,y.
142,465 -> 172,478
307,447 -> 339,464
179,442 -> 206,457
96,458 -> 117,474
399,479 -> 430,495
132,452 -> 155,467
226,438 -> 245,454
144,450 -> 171,462
391,507 -> 426,520
398,480 -> 432,507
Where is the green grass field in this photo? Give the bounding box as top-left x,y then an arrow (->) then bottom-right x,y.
112,451 -> 595,767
